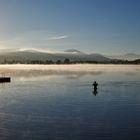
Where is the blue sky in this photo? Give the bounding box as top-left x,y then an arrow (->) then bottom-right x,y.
0,0 -> 140,54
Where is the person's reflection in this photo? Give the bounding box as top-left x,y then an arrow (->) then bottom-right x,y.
92,89 -> 98,96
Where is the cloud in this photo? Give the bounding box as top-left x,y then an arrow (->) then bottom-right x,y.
0,31 -> 70,52
18,47 -> 59,53
47,35 -> 68,40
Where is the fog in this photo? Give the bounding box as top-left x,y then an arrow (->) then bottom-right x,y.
0,64 -> 139,79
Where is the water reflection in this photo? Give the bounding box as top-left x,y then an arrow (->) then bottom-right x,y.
92,89 -> 98,96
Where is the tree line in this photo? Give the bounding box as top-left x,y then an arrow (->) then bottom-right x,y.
1,58 -> 140,64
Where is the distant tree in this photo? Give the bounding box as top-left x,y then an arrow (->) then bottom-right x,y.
64,58 -> 70,64
132,59 -> 140,64
56,60 -> 62,64
46,60 -> 54,64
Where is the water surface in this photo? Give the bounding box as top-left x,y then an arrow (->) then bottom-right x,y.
0,65 -> 140,140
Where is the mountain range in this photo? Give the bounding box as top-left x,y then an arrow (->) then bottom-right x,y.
108,53 -> 140,61
0,49 -> 139,63
0,49 -> 111,63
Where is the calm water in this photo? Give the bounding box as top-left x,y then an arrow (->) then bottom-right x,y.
0,70 -> 140,140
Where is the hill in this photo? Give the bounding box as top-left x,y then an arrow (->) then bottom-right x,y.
0,49 -> 111,63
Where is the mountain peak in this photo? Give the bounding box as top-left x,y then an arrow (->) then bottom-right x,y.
124,53 -> 138,56
65,49 -> 83,53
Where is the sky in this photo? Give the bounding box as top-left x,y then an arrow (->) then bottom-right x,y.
0,0 -> 140,54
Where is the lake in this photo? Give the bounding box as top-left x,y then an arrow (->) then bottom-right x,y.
0,64 -> 140,140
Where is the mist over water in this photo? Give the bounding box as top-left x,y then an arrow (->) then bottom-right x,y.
0,64 -> 140,140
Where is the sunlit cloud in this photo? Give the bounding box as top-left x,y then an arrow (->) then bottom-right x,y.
47,35 -> 68,41
18,47 -> 59,53
0,30 -> 69,52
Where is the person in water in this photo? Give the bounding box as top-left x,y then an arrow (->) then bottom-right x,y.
92,81 -> 98,91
